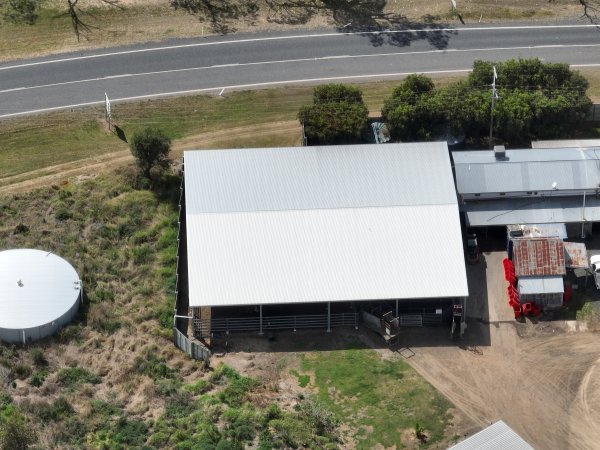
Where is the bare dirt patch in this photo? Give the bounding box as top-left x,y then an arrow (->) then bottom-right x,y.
404,251 -> 600,449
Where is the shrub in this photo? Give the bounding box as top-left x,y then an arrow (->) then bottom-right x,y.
56,367 -> 101,387
12,223 -> 29,235
30,348 -> 47,367
297,397 -> 338,436
35,397 -> 74,422
12,364 -> 30,380
55,208 -> 73,221
29,370 -> 47,387
0,414 -> 36,450
132,350 -> 176,381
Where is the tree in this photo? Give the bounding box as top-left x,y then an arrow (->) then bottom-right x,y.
299,84 -> 369,145
381,74 -> 445,142
468,58 -> 591,144
130,127 -> 172,179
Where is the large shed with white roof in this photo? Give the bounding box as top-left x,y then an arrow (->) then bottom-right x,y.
175,143 -> 468,341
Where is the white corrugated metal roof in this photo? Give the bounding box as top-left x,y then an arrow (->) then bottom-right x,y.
452,148 -> 600,194
449,421 -> 533,450
463,196 -> 600,226
532,139 -> 600,148
185,143 -> 457,213
0,249 -> 81,329
184,143 -> 468,307
518,276 -> 564,295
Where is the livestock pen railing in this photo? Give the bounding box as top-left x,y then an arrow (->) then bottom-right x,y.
194,312 -> 359,338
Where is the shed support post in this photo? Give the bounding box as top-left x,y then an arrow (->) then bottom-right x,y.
327,302 -> 331,332
259,305 -> 263,335
395,299 -> 399,317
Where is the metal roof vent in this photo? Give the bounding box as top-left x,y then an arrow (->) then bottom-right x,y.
494,145 -> 506,160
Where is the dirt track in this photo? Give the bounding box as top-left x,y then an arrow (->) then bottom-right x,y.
405,252 -> 600,449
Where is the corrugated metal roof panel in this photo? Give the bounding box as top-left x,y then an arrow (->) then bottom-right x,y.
184,142 -> 456,214
518,276 -> 564,294
452,148 -> 600,194
187,205 -> 468,307
532,139 -> 600,148
184,143 -> 468,307
463,196 -> 600,226
449,421 -> 533,450
513,238 -> 565,277
564,242 -> 589,268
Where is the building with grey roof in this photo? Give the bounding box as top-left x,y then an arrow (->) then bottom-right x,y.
175,143 -> 468,343
452,146 -> 600,228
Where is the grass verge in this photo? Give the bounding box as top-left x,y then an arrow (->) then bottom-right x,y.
0,77 -> 460,184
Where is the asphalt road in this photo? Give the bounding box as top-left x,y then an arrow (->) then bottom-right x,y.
1,23 -> 600,118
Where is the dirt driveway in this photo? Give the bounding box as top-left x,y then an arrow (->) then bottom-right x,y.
404,251 -> 600,449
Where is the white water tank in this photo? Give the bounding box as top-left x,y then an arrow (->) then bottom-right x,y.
0,249 -> 82,344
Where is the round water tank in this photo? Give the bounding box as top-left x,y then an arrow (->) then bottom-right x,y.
0,249 -> 82,344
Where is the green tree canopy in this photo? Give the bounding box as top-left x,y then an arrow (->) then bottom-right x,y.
381,74 -> 444,142
129,127 -> 172,180
382,59 -> 592,145
299,84 -> 369,145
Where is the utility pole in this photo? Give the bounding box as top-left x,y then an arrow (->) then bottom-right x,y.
488,66 -> 498,149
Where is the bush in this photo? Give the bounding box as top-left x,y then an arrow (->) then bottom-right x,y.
56,367 -> 101,387
30,348 -> 47,367
29,370 -> 47,387
35,397 -> 74,422
55,208 -> 73,221
12,223 -> 29,235
299,84 -> 369,144
12,364 -> 30,380
0,414 -> 36,450
130,127 -> 172,179
132,349 -> 176,381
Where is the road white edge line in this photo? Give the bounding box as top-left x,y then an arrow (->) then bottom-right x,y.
1,23 -> 599,70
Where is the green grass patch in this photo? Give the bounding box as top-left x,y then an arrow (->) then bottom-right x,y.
289,369 -> 311,388
301,349 -> 452,448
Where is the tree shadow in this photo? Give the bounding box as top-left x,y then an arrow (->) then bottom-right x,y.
171,0 -> 456,47
170,0 -> 259,34
266,0 -> 456,49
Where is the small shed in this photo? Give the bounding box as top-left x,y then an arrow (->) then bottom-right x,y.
512,238 -> 566,308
